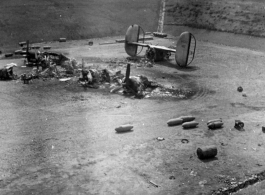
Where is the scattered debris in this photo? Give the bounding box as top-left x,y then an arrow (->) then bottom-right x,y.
211,172 -> 265,195
237,86 -> 243,92
149,180 -> 159,187
190,170 -> 197,176
5,53 -> 13,58
153,32 -> 168,38
59,78 -> 71,82
0,63 -> 16,80
115,124 -> 133,133
121,63 -> 158,98
31,46 -> 40,50
156,137 -> 165,141
21,73 -> 33,84
19,40 -> 69,67
126,57 -> 154,68
207,118 -> 223,130
167,118 -> 183,126
19,41 -> 27,47
207,118 -> 222,125
182,121 -> 199,129
110,86 -> 123,93
88,41 -> 93,46
197,145 -> 217,160
234,120 -> 244,131
199,180 -> 207,187
59,38 -> 67,42
15,50 -> 22,55
169,176 -> 176,180
262,126 -> 265,133
43,46 -> 51,50
181,139 -> 189,144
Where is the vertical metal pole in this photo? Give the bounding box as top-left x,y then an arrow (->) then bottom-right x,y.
125,63 -> 131,87
26,40 -> 29,62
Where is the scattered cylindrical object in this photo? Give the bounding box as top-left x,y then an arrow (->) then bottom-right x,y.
208,122 -> 223,130
22,47 -> 30,51
197,145 -> 217,159
19,41 -> 27,47
207,118 -> 222,125
5,53 -> 13,58
167,118 -> 183,126
115,124 -> 133,132
180,116 -> 195,123
110,86 -> 122,93
31,46 -> 40,49
153,32 -> 168,38
182,121 -> 199,129
262,126 -> 265,133
43,46 -> 51,50
59,38 -> 66,42
14,50 -> 22,55
149,180 -> 159,187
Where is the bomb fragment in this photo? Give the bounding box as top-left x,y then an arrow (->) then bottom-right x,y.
197,145 -> 217,159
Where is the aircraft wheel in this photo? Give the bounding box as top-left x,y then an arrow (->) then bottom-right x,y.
145,48 -> 156,61
165,52 -> 171,60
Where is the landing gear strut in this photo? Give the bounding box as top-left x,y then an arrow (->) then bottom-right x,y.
145,48 -> 171,62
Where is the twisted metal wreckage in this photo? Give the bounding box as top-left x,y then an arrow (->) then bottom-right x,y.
2,24 -> 197,98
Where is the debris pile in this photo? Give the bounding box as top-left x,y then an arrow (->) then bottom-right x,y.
0,63 -> 17,80
79,67 -> 125,89
197,145 -> 218,160
126,57 -> 154,67
234,120 -> 244,131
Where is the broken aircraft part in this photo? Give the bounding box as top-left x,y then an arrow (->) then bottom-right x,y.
124,24 -> 196,67
197,145 -> 217,160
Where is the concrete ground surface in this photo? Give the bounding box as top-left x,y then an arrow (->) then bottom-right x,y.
0,31 -> 265,195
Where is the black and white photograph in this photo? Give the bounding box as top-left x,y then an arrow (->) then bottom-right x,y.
0,0 -> 265,194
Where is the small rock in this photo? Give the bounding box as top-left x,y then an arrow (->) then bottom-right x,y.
242,93 -> 247,97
